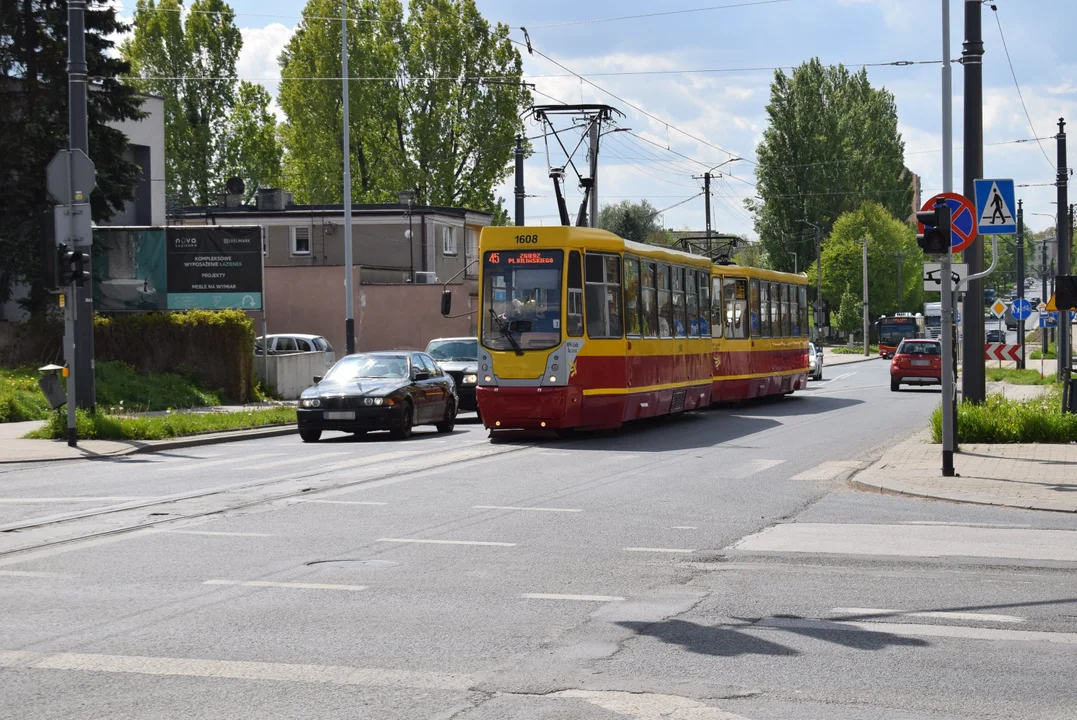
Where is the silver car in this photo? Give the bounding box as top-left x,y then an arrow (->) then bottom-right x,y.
808,342 -> 823,381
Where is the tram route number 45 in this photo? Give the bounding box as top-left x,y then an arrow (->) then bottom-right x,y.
515,234 -> 539,244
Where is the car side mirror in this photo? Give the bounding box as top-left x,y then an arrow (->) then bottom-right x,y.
313,375 -> 323,384
440,290 -> 452,317
413,371 -> 430,382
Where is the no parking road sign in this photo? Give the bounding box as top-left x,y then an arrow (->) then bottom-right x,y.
917,193 -> 978,254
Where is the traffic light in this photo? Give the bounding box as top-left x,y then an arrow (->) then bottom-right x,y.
56,244 -> 89,286
916,198 -> 951,255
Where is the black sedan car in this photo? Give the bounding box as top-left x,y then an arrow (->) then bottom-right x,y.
425,336 -> 479,416
297,352 -> 457,442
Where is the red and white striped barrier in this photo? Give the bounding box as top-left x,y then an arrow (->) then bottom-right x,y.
984,343 -> 1021,362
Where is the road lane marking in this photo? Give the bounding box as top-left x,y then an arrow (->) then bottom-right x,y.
789,461 -> 866,481
298,500 -> 388,506
830,371 -> 856,382
0,651 -> 475,691
0,497 -> 152,504
831,607 -> 1025,624
521,593 -> 625,602
671,526 -> 698,530
554,689 -> 751,720
901,521 -> 1031,529
0,570 -> 72,578
203,580 -> 366,591
624,547 -> 696,554
745,459 -> 786,475
730,523 -> 1077,562
473,505 -> 583,513
161,530 -> 274,538
377,538 -> 516,547
756,617 -> 1077,645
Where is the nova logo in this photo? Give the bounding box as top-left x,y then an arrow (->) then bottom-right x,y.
175,237 -> 198,247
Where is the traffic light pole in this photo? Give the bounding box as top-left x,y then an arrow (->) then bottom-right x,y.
1017,201 -> 1025,369
1056,119 -> 1069,383
940,0 -> 956,476
64,284 -> 77,447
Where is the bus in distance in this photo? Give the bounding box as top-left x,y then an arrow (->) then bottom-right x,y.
876,312 -> 926,358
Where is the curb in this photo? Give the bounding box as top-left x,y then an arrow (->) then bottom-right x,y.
0,424 -> 298,464
850,476 -> 1077,514
824,353 -> 882,366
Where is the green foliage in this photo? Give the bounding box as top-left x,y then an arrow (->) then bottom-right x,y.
220,82 -> 283,201
0,0 -> 144,313
806,202 -> 923,316
834,283 -> 862,335
277,0 -> 528,216
930,387 -> 1076,443
0,368 -> 51,423
29,406 -> 296,441
985,368 -> 1058,385
831,345 -> 878,355
123,0 -> 250,205
597,200 -> 664,243
94,310 -> 257,401
750,59 -> 913,275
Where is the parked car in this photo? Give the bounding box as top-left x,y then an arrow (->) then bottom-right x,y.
808,342 -> 823,381
1030,296 -> 1041,306
425,336 -> 479,416
257,334 -> 336,371
297,352 -> 457,442
890,339 -> 944,391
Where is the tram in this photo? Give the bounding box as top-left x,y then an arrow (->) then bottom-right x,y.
451,226 -> 808,432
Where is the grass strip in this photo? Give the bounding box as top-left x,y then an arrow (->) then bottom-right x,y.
985,368 -> 1059,385
0,368 -> 51,423
27,407 -> 296,441
830,345 -> 879,355
931,386 -> 1077,443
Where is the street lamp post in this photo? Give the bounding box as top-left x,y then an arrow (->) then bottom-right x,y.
399,190 -> 416,283
798,219 -> 824,339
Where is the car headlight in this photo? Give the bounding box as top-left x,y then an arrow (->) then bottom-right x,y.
300,398 -> 321,408
463,374 -> 477,384
364,397 -> 374,406
374,397 -> 384,406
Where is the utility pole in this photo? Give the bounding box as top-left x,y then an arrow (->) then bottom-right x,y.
341,3 -> 355,355
704,172 -> 712,256
941,0 -> 957,475
1017,200 -> 1025,369
896,253 -> 903,312
514,135 -> 525,226
588,119 -> 600,228
1057,118 -> 1070,382
68,0 -> 95,410
961,0 -> 985,404
862,239 -> 870,356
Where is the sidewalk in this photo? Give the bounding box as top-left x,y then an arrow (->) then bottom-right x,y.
821,347 -> 882,367
853,382 -> 1077,513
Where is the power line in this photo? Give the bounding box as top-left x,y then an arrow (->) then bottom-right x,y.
988,4 -> 1055,171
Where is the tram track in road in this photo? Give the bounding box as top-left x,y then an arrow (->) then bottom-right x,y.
0,440 -> 533,563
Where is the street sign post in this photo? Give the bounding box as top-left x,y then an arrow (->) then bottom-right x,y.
917,193 -> 978,254
974,178 -> 1017,235
46,149 -> 95,206
923,262 -> 969,292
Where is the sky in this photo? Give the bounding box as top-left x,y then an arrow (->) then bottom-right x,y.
116,0 -> 1077,241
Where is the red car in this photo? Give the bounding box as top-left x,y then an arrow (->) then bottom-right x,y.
890,339 -> 943,391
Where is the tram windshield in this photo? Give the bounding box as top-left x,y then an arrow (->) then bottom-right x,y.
482,250 -> 563,351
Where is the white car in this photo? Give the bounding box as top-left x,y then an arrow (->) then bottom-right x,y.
256,334 -> 336,371
808,342 -> 823,381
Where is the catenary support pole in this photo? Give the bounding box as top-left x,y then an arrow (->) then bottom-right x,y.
961,0 -> 985,404
896,253 -> 903,312
68,0 -> 94,410
1056,119 -> 1069,382
704,172 -> 712,256
341,3 -> 355,355
1017,200 -> 1025,369
941,0 -> 956,475
862,239 -> 870,356
588,119 -> 599,228
514,136 -> 525,226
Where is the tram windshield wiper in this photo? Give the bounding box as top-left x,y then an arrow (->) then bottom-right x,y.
489,309 -> 524,356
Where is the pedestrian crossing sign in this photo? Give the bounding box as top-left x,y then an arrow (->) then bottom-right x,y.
974,178 -> 1017,234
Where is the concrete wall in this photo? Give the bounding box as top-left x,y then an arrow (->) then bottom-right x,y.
255,266 -> 475,357
253,351 -> 328,400
105,95 -> 165,226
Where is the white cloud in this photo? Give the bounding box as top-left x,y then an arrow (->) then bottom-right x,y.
835,0 -> 919,31
237,22 -> 294,117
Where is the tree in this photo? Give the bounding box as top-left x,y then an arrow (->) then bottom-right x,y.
123,0 -> 250,206
750,58 -> 913,275
834,283 -> 862,339
220,82 -> 283,202
597,200 -> 663,243
0,0 -> 143,313
277,0 -> 528,213
806,202 -> 922,318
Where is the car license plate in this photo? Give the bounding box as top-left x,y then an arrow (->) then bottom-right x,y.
912,360 -> 930,366
324,411 -> 355,420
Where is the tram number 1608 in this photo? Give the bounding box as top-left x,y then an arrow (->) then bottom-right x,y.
514,234 -> 539,244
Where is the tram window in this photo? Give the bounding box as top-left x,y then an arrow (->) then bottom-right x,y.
585,253 -> 623,339
567,251 -> 584,337
698,271 -> 710,337
759,281 -> 771,337
749,279 -> 761,338
771,282 -> 782,338
782,284 -> 793,337
641,262 -> 658,338
791,284 -> 801,337
799,286 -> 808,336
713,277 -> 723,336
657,264 -> 673,338
686,270 -> 700,337
723,277 -> 748,339
671,267 -> 687,337
623,255 -> 642,337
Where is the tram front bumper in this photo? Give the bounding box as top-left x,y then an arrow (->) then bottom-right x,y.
476,385 -> 582,430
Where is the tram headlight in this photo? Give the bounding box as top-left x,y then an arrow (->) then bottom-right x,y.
549,375 -> 557,383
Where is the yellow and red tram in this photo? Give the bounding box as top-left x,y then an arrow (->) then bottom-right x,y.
471,226 -> 809,431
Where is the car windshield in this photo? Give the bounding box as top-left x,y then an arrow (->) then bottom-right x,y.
899,342 -> 939,355
426,339 -> 478,361
482,250 -> 563,352
324,355 -> 408,380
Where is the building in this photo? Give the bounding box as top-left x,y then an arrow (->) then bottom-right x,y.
173,191 -> 492,355
904,168 -> 922,223
99,94 -> 166,227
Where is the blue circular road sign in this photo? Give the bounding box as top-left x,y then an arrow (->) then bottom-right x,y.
1011,297 -> 1032,321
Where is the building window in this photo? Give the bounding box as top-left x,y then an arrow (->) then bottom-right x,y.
291,226 -> 311,256
442,226 -> 458,256
585,253 -> 623,339
465,228 -> 479,277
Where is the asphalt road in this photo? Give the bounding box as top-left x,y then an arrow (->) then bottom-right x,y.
2,360 -> 1076,719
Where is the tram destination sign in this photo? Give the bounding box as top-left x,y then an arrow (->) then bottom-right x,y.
166,227 -> 263,310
